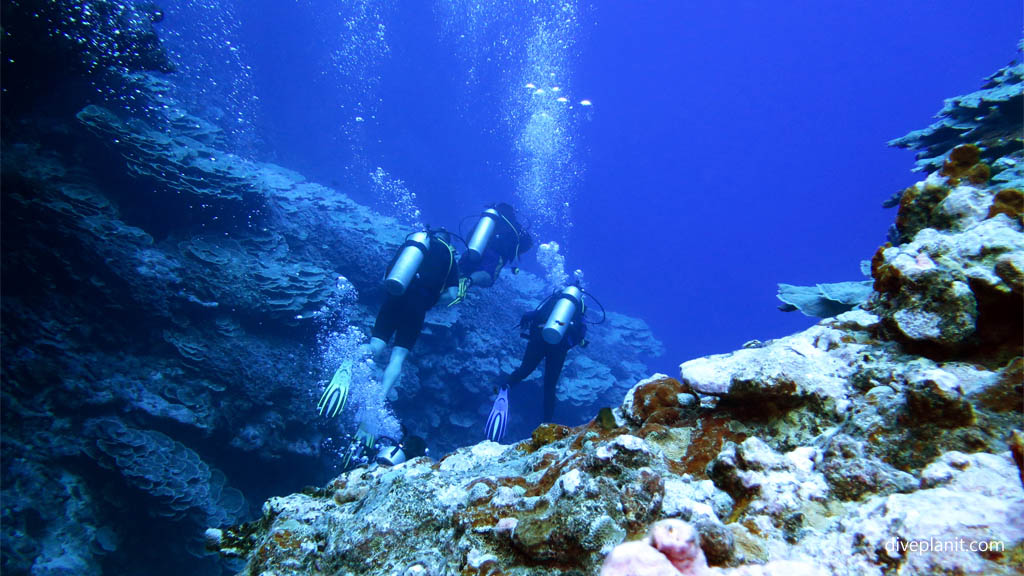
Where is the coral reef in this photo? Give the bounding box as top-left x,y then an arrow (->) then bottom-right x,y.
872,173 -> 1023,356
3,3 -> 1021,576
870,57 -> 1024,359
205,50 -> 1024,576
889,59 -> 1022,173
208,343 -> 1023,574
601,519 -> 826,576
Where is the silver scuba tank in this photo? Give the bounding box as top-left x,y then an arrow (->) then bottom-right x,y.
384,231 -> 430,295
466,208 -> 499,261
375,445 -> 407,467
542,285 -> 583,344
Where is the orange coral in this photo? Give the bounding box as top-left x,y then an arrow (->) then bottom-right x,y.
518,423 -> 572,454
682,415 -> 746,477
631,377 -> 691,425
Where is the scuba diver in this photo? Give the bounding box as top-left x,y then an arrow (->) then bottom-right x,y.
485,283 -> 591,443
337,426 -> 429,472
447,202 -> 533,306
319,228 -> 459,419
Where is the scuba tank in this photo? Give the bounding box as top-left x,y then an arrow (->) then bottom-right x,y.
384,231 -> 431,295
466,208 -> 499,262
542,285 -> 584,345
375,443 -> 407,467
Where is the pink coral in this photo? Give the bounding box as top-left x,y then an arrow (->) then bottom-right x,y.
602,519 -> 825,576
600,540 -> 685,576
601,519 -> 709,576
649,519 -> 708,574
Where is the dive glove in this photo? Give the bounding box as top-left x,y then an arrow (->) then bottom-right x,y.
484,383 -> 509,443
317,360 -> 352,418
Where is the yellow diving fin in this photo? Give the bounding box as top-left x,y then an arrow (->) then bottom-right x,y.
317,360 -> 352,418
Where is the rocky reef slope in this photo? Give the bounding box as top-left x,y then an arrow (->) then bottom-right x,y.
207,58 -> 1024,575
0,7 -> 661,575
1,102 -> 660,575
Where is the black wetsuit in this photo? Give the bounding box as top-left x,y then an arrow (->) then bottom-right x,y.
507,294 -> 586,421
459,210 -> 525,283
372,235 -> 459,349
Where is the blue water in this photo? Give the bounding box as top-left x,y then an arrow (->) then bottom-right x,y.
154,0 -> 1021,368
3,3 -> 1021,574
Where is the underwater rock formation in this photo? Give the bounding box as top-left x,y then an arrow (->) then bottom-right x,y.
207,53 -> 1024,576
873,87 -> 1023,357
210,367 -> 1023,574
2,65 -> 660,576
0,7 -> 661,573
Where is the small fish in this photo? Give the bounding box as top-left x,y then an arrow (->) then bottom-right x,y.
597,407 -> 616,430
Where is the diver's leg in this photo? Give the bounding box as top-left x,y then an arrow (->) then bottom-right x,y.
508,336 -> 544,384
367,337 -> 387,360
369,297 -> 399,361
542,346 -> 569,422
381,345 -> 409,398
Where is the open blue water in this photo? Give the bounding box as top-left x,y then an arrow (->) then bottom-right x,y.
161,0 -> 1021,365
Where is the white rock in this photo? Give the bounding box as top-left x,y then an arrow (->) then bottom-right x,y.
558,468 -> 583,496
938,184 -> 992,228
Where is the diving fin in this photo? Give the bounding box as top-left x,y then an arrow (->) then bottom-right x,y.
318,360 -> 353,418
484,384 -> 509,443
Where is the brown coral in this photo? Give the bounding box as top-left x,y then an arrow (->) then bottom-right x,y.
895,184 -> 949,239
940,144 -> 990,185
1011,430 -> 1024,488
967,163 -> 991,184
870,244 -> 901,295
987,188 -> 1024,224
